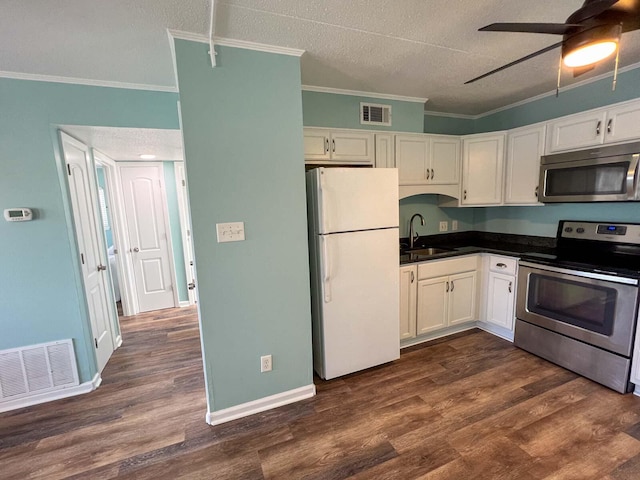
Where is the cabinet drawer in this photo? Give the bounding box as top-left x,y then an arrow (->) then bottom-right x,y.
418,255 -> 478,280
488,255 -> 517,275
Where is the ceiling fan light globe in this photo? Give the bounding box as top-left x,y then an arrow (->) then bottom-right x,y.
563,41 -> 618,67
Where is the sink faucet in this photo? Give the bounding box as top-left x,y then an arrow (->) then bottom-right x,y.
409,213 -> 425,249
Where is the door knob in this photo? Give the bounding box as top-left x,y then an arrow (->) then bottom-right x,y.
97,264 -> 107,271
132,247 -> 140,252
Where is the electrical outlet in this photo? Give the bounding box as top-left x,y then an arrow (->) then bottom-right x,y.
261,355 -> 272,372
452,220 -> 459,231
439,221 -> 448,232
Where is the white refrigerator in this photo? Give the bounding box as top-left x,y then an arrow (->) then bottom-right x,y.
306,167 -> 400,380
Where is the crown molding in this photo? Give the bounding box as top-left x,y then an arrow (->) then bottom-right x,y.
168,30 -> 305,57
0,70 -> 178,93
302,85 -> 428,104
474,61 -> 640,119
423,110 -> 477,120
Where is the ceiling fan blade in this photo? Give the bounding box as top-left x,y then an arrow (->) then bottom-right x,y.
465,41 -> 563,84
479,23 -> 580,35
569,0 -> 619,23
573,64 -> 596,77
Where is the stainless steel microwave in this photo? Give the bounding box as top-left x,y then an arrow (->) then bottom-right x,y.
539,142 -> 640,203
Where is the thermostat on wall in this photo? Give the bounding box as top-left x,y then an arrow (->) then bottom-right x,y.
4,208 -> 33,222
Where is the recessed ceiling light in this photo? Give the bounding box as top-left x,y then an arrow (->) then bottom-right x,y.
139,154 -> 156,160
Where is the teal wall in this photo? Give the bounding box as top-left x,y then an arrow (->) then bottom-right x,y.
399,196 -> 475,238
475,67 -> 640,132
424,113 -> 475,135
163,162 -> 188,303
302,90 -> 425,133
175,41 -> 313,411
0,77 -> 179,383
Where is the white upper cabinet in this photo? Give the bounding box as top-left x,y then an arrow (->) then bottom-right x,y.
504,124 -> 545,205
545,99 -> 640,153
303,128 -> 374,164
395,134 -> 460,186
461,133 -> 505,206
430,135 -> 460,185
375,133 -> 395,168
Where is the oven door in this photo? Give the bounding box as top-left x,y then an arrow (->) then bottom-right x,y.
516,262 -> 639,356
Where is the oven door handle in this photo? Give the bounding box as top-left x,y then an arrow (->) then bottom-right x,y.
519,261 -> 639,286
627,154 -> 640,200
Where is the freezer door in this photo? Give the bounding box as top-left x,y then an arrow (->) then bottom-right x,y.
316,227 -> 400,379
310,167 -> 399,234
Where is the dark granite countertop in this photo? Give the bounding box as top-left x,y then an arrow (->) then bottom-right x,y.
399,231 -> 557,265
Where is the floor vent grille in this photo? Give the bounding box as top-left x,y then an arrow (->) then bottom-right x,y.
0,340 -> 79,402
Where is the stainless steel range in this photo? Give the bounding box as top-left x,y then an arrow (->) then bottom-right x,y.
515,220 -> 640,393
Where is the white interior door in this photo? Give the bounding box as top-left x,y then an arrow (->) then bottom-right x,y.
60,132 -> 115,373
119,163 -> 176,312
175,163 -> 196,305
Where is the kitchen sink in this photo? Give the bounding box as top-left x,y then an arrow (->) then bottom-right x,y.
409,247 -> 452,256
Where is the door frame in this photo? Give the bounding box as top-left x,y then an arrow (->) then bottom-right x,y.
58,130 -> 118,372
117,161 -> 180,313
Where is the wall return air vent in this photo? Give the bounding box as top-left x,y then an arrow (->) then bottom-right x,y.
360,103 -> 392,126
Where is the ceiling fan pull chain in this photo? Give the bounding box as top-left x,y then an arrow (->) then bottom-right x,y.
612,45 -> 620,91
556,56 -> 563,98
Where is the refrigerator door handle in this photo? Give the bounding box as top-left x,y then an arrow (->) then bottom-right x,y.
318,170 -> 327,233
321,236 -> 332,303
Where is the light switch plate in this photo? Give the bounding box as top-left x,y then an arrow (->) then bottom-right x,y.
216,222 -> 245,242
451,220 -> 458,231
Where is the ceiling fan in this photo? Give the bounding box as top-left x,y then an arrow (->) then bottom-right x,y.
466,0 -> 640,84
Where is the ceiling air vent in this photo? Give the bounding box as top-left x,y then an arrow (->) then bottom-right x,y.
360,103 -> 391,126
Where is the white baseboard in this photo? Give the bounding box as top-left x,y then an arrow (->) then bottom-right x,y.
179,301 -> 190,308
206,384 -> 316,426
400,323 -> 477,349
115,335 -> 123,348
476,322 -> 515,342
0,373 -> 102,413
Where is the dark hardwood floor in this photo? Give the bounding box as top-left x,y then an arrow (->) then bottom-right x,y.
2,307 -> 640,479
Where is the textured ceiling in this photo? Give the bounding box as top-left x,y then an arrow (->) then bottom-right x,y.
61,126 -> 183,161
2,1 -> 639,114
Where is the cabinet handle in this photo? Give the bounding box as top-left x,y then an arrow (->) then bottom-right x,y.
332,139 -> 335,152
325,138 -> 329,153
426,169 -> 430,180
496,262 -> 507,269
463,190 -> 467,200
410,271 -> 414,283
450,280 -> 454,292
508,281 -> 513,293
596,121 -> 601,135
431,169 -> 435,180
607,118 -> 613,134
535,185 -> 539,198
446,281 -> 449,292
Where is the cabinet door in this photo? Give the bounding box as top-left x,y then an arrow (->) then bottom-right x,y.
430,136 -> 460,185
395,135 -> 429,185
448,271 -> 476,325
546,110 -> 607,153
462,134 -> 505,205
330,131 -> 374,164
604,101 -> 640,145
417,276 -> 448,334
304,128 -> 330,160
399,266 -> 417,340
375,134 -> 395,168
486,272 -> 515,330
505,125 -> 545,205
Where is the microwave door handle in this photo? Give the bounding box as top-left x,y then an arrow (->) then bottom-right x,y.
627,154 -> 640,199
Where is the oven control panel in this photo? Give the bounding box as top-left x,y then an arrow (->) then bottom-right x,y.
561,221 -> 640,245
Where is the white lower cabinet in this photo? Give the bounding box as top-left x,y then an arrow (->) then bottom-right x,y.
399,265 -> 417,340
480,255 -> 518,339
400,255 -> 478,342
631,328 -> 640,394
